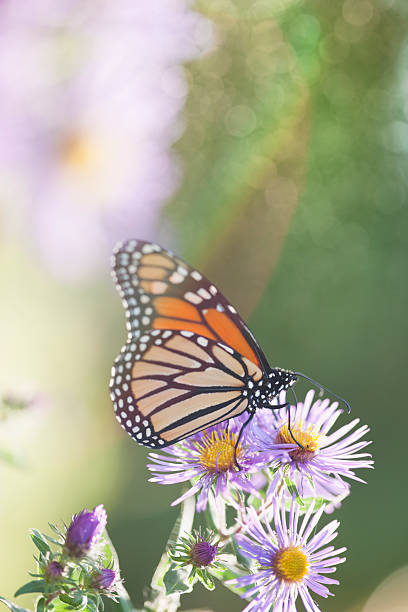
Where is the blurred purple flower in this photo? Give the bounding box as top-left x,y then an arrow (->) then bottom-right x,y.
228,497 -> 346,612
250,390 -> 373,503
90,567 -> 118,591
147,417 -> 269,512
0,0 -> 214,279
64,504 -> 107,558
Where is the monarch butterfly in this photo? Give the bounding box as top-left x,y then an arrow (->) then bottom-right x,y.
110,239 -> 350,464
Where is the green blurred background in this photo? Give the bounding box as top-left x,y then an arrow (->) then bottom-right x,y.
1,1 -> 407,610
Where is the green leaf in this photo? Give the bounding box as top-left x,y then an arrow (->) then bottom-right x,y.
294,496 -> 327,513
44,598 -> 68,612
30,531 -> 51,555
59,594 -> 87,610
231,535 -> 252,571
48,524 -> 64,539
99,533 -> 116,567
85,595 -> 100,612
85,599 -> 97,612
43,534 -> 62,547
214,565 -> 248,597
163,562 -> 193,596
150,495 -> 195,593
0,597 -> 32,612
284,476 -> 304,506
35,598 -> 45,612
15,581 -> 46,597
196,570 -> 215,591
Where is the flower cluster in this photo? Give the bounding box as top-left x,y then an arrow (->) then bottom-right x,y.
3,504 -> 122,612
1,391 -> 373,612
146,389 -> 373,610
148,390 -> 372,511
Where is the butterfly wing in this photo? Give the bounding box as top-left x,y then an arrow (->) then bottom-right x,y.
112,239 -> 269,369
110,328 -> 263,447
110,239 -> 268,447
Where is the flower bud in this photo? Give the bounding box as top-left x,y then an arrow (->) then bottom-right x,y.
90,568 -> 117,591
45,560 -> 64,581
169,529 -> 219,569
189,539 -> 218,567
64,504 -> 107,558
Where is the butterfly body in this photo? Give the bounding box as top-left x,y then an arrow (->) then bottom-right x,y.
110,239 -> 297,449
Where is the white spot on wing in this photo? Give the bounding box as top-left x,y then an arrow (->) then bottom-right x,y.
169,272 -> 184,284
198,288 -> 211,300
218,343 -> 234,355
185,291 -> 202,304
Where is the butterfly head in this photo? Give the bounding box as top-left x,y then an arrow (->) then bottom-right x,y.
265,368 -> 297,405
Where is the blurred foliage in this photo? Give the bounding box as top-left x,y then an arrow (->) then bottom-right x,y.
1,1 -> 408,612
167,1 -> 408,609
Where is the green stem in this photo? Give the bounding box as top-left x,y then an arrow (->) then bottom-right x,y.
144,495 -> 196,612
102,530 -> 137,612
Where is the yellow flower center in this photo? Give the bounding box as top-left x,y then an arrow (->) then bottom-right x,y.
276,421 -> 320,462
195,429 -> 242,473
273,546 -> 309,582
61,133 -> 99,173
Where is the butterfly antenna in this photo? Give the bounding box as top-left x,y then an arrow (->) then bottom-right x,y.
294,372 -> 351,414
288,387 -> 304,450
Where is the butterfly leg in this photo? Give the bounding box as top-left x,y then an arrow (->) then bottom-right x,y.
267,402 -> 289,411
287,389 -> 304,450
234,410 -> 256,471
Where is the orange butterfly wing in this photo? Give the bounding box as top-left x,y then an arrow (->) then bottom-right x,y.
112,239 -> 267,368
110,239 -> 271,448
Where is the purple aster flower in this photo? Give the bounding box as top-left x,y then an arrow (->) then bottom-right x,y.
64,504 -> 107,558
90,567 -> 118,591
44,560 -> 64,581
0,0 -> 214,279
147,417 -> 270,512
228,497 -> 346,612
250,390 -> 373,503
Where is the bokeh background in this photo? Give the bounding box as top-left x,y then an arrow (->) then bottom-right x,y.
0,0 -> 407,610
